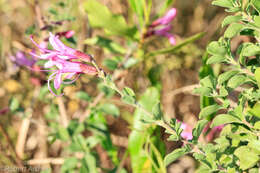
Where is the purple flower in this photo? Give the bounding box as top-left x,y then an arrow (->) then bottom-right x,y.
145,8 -> 177,45
10,51 -> 36,67
30,32 -> 97,96
154,25 -> 176,45
30,33 -> 93,62
151,8 -> 177,27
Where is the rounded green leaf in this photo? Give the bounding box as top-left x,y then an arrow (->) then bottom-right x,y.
211,114 -> 240,128
224,23 -> 244,38
234,146 -> 259,170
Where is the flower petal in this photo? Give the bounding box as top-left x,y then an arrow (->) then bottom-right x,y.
54,72 -> 62,89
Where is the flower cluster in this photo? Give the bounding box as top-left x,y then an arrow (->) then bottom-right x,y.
30,33 -> 97,96
145,8 -> 177,45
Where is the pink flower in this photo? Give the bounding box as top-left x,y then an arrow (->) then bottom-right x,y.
205,125 -> 224,141
154,25 -> 176,45
145,8 -> 177,45
30,32 -> 97,96
30,33 -> 92,62
151,8 -> 177,27
180,122 -> 193,140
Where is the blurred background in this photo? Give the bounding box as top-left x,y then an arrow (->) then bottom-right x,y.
0,0 -> 227,172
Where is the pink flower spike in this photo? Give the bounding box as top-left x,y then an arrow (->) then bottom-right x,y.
151,8 -> 177,27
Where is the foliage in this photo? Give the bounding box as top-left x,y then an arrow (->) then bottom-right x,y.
2,0 -> 260,172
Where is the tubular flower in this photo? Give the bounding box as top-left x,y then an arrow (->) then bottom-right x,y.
30,32 -> 97,96
30,32 -> 93,62
151,8 -> 177,27
145,8 -> 177,45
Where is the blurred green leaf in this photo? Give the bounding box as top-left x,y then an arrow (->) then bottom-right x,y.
85,0 -> 137,38
81,153 -> 98,173
146,32 -> 205,57
57,126 -> 70,141
61,157 -> 78,172
164,146 -> 191,166
121,87 -> 136,104
84,36 -> 126,54
252,0 -> 260,13
123,58 -> 139,69
128,0 -> 144,27
128,87 -> 160,172
99,103 -> 120,117
25,25 -> 36,35
76,91 -> 91,101
9,97 -> 19,112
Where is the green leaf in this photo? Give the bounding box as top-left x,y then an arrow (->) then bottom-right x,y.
211,114 -> 240,128
252,0 -> 260,13
241,43 -> 260,56
146,32 -> 205,57
192,120 -> 208,142
227,74 -> 247,89
248,139 -> 260,153
103,58 -> 119,70
164,146 -> 190,166
206,55 -> 227,64
248,102 -> 260,118
99,103 -> 120,117
84,36 -> 126,54
9,97 -> 20,112
193,86 -> 212,96
234,146 -> 259,170
152,102 -> 163,120
25,25 -> 36,35
123,58 -> 139,69
200,75 -> 216,89
57,126 -> 70,141
128,0 -> 144,27
212,0 -> 233,8
254,16 -> 260,28
207,41 -> 226,56
254,121 -> 260,130
121,87 -> 136,104
81,153 -> 98,173
76,91 -> 91,101
84,0 -> 136,37
199,104 -> 222,119
222,15 -> 242,27
224,23 -> 244,38
255,67 -> 260,88
61,157 -> 78,172
218,70 -> 239,84
128,87 -> 160,172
